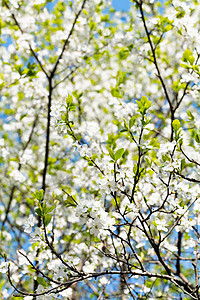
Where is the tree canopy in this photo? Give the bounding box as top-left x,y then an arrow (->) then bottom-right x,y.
1,0 -> 200,299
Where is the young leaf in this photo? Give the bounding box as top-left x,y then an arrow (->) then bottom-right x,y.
187,110 -> 194,121
122,118 -> 128,130
195,133 -> 200,144
182,49 -> 195,65
35,189 -> 44,202
66,94 -> 73,106
172,119 -> 181,132
36,277 -> 47,287
181,158 -> 186,171
107,147 -> 115,160
44,214 -> 52,226
136,96 -> 151,115
114,148 -> 124,161
69,105 -> 76,111
110,87 -> 122,98
35,207 -> 43,217
120,128 -> 128,132
129,116 -> 136,128
45,205 -> 56,214
65,196 -> 77,208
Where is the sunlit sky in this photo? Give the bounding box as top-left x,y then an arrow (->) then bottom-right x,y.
112,0 -> 130,11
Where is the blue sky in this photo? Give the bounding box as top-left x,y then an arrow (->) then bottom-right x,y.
112,0 -> 130,11
45,0 -> 130,12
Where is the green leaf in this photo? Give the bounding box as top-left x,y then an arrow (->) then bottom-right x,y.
93,236 -> 101,242
114,148 -> 124,161
69,105 -> 76,111
117,70 -> 126,85
136,96 -> 151,115
107,147 -> 115,160
36,277 -> 47,287
122,118 -> 128,130
171,80 -> 181,92
133,164 -> 137,175
44,214 -> 52,226
129,116 -> 136,128
35,207 -> 43,217
111,87 -> 122,98
35,189 -> 44,202
118,47 -> 129,60
176,9 -> 185,19
180,62 -> 191,69
187,110 -> 194,121
152,219 -> 157,227
182,49 -> 195,65
164,24 -> 172,32
120,128 -> 128,132
82,9 -> 88,15
66,94 -> 73,106
181,158 -> 186,171
67,129 -> 73,136
72,91 -> 83,99
65,195 -> 77,208
179,138 -> 183,146
195,133 -> 200,144
172,119 -> 181,132
44,205 -> 56,214
61,113 -> 68,122
149,138 -> 160,148
0,82 -> 5,90
192,65 -> 199,72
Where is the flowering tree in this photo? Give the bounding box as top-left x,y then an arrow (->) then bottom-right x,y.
1,0 -> 200,299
